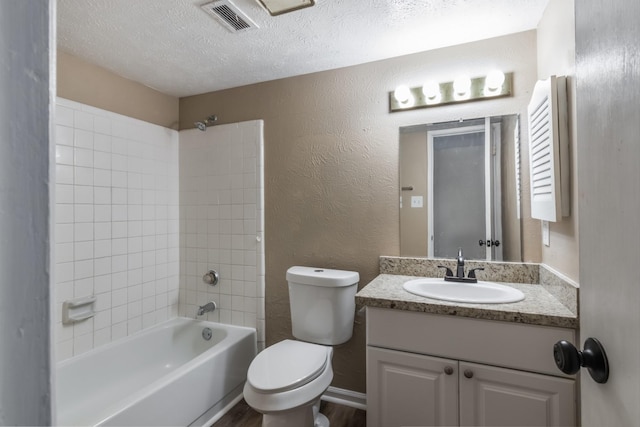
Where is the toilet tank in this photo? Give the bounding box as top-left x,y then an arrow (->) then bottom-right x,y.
286,266 -> 359,345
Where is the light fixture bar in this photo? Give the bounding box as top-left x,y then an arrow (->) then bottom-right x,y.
389,72 -> 513,113
257,0 -> 315,16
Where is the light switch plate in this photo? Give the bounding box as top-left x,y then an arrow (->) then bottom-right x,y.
411,196 -> 423,208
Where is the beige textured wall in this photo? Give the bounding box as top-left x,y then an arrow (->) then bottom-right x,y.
57,50 -> 179,128
537,0 -> 579,282
180,31 -> 539,392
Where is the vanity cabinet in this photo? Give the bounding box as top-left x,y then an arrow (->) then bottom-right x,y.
366,307 -> 577,427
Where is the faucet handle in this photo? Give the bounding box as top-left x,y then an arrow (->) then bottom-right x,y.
437,265 -> 454,277
468,267 -> 485,279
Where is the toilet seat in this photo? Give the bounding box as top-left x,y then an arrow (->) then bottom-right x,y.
243,340 -> 334,414
247,340 -> 329,393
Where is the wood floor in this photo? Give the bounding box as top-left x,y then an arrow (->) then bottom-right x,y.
211,399 -> 366,427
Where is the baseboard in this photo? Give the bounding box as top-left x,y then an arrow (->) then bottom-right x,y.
322,386 -> 367,410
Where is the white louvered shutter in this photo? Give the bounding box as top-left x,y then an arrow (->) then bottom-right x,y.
527,76 -> 568,222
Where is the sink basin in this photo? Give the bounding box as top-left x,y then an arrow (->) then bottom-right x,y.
403,278 -> 525,304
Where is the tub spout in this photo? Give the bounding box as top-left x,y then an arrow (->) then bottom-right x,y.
197,301 -> 217,317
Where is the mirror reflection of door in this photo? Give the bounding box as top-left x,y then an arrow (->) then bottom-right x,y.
399,116 -> 520,261
428,124 -> 488,260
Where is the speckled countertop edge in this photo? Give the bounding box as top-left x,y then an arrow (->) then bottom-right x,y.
379,256 -> 540,284
356,273 -> 578,329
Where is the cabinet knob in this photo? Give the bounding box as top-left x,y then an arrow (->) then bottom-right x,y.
553,337 -> 609,383
444,366 -> 454,375
463,369 -> 474,379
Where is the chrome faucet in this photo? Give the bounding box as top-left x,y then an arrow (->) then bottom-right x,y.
456,248 -> 465,279
197,301 -> 217,316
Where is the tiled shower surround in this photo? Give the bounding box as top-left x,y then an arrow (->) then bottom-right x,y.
178,122 -> 265,350
54,99 -> 265,359
54,98 -> 180,360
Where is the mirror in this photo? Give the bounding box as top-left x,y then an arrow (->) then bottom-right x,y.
399,115 -> 522,261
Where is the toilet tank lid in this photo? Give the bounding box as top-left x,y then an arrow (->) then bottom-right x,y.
286,266 -> 359,287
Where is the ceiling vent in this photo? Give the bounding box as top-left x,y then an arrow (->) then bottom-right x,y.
201,0 -> 258,33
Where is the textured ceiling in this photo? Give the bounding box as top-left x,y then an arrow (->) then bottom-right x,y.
57,0 -> 549,97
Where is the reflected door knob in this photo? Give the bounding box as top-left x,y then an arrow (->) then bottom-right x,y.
553,337 -> 609,383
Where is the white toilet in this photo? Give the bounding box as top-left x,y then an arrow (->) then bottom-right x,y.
243,266 -> 359,427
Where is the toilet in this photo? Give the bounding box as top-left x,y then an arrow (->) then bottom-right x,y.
243,266 -> 359,427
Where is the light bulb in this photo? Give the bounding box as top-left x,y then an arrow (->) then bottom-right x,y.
394,85 -> 412,103
453,76 -> 471,96
422,81 -> 440,100
485,70 -> 505,91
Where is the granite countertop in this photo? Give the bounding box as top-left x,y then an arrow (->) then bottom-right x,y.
356,274 -> 578,329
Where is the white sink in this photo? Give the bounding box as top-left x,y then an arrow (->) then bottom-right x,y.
403,278 -> 525,304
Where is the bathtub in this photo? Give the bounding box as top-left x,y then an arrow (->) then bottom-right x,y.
56,317 -> 256,426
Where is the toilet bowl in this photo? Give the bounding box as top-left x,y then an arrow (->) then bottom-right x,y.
243,340 -> 334,426
243,266 -> 359,427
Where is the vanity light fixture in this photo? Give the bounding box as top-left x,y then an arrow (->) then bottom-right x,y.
389,71 -> 513,112
257,0 -> 314,16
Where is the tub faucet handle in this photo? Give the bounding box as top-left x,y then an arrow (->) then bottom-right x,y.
203,270 -> 219,286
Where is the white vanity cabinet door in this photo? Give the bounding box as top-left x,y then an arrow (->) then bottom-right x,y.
367,346 -> 459,427
458,361 -> 576,427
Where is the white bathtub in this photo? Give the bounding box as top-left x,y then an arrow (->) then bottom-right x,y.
56,317 -> 256,426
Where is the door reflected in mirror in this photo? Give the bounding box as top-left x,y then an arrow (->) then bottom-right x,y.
399,115 -> 522,261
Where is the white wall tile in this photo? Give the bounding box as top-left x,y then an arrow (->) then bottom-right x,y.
93,133 -> 111,153
112,171 -> 127,188
56,165 -> 74,185
95,191 -> 111,210
56,145 -> 74,165
56,125 -> 74,147
56,205 -> 74,224
94,273 -> 112,294
178,122 -> 264,347
56,224 -> 74,243
74,204 -> 93,223
56,243 -> 74,263
74,110 -> 94,131
74,167 -> 93,186
74,148 -> 94,168
74,260 -> 94,280
56,106 -> 75,127
94,116 -> 111,137
55,99 -> 179,360
56,184 -> 74,204
94,151 -> 111,170
74,241 -> 93,261
74,223 -> 93,242
74,129 -> 93,149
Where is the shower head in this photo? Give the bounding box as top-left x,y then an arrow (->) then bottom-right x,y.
194,115 -> 218,131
